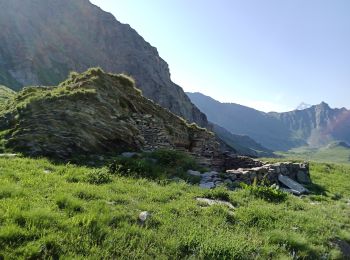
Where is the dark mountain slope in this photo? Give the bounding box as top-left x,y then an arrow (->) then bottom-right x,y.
212,123 -> 274,157
187,92 -> 304,150
0,0 -> 207,126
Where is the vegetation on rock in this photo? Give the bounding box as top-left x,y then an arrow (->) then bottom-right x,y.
0,69 -> 220,167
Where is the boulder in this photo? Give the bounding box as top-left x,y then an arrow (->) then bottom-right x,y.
199,182 -> 216,189
278,174 -> 310,195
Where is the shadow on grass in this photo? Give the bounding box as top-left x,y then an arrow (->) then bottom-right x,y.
305,182 -> 328,196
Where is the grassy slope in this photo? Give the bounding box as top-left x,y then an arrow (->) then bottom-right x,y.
0,156 -> 349,259
277,145 -> 350,165
0,85 -> 15,109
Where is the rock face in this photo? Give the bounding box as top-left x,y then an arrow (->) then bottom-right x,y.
0,0 -> 207,126
0,68 -> 219,165
188,92 -> 350,150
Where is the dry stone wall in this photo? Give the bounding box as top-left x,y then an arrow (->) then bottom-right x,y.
191,161 -> 311,191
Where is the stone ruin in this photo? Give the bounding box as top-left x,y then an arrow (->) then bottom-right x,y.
188,156 -> 311,195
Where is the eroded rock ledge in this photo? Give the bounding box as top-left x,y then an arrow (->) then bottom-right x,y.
0,68 -> 222,166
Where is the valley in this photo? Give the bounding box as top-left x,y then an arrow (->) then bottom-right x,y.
0,0 -> 349,259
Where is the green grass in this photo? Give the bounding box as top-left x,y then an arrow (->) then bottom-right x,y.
277,144 -> 350,165
0,155 -> 349,259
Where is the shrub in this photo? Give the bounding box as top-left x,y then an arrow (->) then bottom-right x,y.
241,180 -> 287,203
203,187 -> 231,202
86,168 -> 111,185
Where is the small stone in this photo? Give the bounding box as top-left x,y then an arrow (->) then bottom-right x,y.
43,169 -> 52,174
138,211 -> 151,223
187,170 -> 201,177
202,172 -> 215,178
196,198 -> 235,209
0,153 -> 17,158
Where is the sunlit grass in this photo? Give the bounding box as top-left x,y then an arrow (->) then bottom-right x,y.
0,156 -> 349,259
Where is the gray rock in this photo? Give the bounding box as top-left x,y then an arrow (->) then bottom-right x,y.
202,172 -> 215,178
187,170 -> 201,177
278,174 -> 310,195
138,211 -> 151,223
0,153 -> 18,158
199,182 -> 216,189
196,198 -> 235,209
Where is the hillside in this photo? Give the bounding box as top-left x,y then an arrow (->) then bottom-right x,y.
188,92 -> 350,151
0,68 -> 223,168
187,92 -> 304,150
278,141 -> 350,165
0,0 -> 207,126
0,155 -> 349,259
0,85 -> 15,109
212,124 -> 274,157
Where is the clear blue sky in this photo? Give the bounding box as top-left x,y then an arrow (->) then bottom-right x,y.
90,0 -> 350,112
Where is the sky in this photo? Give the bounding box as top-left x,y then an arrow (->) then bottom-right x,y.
90,0 -> 350,112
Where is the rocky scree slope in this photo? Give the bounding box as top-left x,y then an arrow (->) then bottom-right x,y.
0,68 -> 221,167
188,92 -> 350,151
0,0 -> 207,126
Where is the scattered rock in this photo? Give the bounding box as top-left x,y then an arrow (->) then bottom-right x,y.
196,198 -> 235,209
187,170 -> 201,177
199,182 -> 216,189
0,153 -> 17,158
138,211 -> 151,223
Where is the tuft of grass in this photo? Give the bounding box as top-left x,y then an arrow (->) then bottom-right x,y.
86,168 -> 112,185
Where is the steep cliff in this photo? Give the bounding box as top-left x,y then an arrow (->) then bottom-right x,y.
269,102 -> 350,147
0,0 -> 207,126
0,68 -> 221,167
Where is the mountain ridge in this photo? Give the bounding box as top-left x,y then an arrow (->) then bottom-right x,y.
187,92 -> 350,151
0,0 -> 207,126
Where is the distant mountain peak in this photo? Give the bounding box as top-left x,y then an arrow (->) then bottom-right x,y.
296,102 -> 312,110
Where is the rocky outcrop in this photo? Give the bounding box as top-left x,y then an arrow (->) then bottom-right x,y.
0,0 -> 207,126
192,161 -> 311,192
0,68 -> 219,166
226,162 -> 311,186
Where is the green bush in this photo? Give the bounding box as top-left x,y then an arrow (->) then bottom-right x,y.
241,180 -> 287,203
86,168 -> 111,185
203,187 -> 231,202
